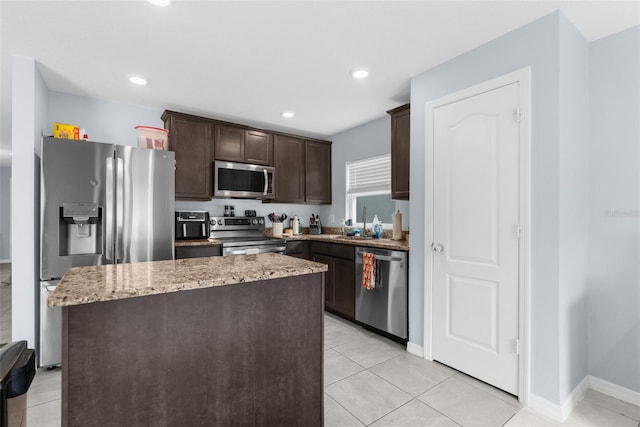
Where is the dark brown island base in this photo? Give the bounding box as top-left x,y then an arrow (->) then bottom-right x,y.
48,254 -> 327,427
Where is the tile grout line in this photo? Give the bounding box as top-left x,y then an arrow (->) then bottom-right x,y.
324,391 -> 366,426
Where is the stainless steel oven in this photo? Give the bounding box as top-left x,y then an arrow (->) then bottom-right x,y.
210,216 -> 285,255
214,161 -> 275,199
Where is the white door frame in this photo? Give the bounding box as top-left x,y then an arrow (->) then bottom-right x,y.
423,67 -> 531,403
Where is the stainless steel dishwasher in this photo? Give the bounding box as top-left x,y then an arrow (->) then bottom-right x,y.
355,246 -> 408,341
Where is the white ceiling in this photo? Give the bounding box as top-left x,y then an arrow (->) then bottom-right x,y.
1,0 -> 638,165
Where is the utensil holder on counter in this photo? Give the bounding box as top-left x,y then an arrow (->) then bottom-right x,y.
272,222 -> 283,237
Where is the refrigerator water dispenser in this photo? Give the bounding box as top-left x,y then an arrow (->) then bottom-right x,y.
59,203 -> 102,255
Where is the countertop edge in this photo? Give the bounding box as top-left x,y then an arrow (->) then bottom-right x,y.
48,254 -> 328,307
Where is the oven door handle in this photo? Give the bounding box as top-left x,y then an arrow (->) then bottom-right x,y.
225,248 -> 260,255
259,246 -> 286,254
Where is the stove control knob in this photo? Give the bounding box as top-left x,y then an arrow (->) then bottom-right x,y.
258,218 -> 264,225
252,218 -> 258,225
217,219 -> 223,225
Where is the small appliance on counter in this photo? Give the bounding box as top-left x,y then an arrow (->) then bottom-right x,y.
175,211 -> 210,240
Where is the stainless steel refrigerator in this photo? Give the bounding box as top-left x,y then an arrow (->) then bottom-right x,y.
39,136 -> 175,367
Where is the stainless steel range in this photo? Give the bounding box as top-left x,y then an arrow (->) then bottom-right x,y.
210,216 -> 286,256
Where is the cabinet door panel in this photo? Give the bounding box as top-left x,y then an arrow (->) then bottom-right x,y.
274,135 -> 305,203
166,115 -> 212,200
389,105 -> 410,200
245,130 -> 273,166
215,125 -> 244,162
305,140 -> 331,204
332,258 -> 355,319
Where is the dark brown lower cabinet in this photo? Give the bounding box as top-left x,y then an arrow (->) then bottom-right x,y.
311,242 -> 355,320
61,274 -> 324,426
175,244 -> 221,259
332,257 -> 356,318
284,240 -> 310,260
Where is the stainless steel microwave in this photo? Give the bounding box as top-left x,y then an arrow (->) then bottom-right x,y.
214,161 -> 275,199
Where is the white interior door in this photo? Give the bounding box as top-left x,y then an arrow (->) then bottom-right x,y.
432,82 -> 520,395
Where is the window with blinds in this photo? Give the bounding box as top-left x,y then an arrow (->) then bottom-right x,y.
346,154 -> 391,194
345,154 -> 394,225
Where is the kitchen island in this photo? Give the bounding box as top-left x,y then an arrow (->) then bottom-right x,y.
48,254 -> 327,427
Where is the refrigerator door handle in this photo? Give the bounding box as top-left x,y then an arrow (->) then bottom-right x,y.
115,157 -> 124,262
105,158 -> 115,261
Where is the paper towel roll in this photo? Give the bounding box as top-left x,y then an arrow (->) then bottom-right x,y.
392,211 -> 403,240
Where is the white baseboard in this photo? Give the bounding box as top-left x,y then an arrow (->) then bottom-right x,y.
528,393 -> 565,422
406,341 -> 423,358
528,375 -> 640,422
589,375 -> 640,406
528,376 -> 590,422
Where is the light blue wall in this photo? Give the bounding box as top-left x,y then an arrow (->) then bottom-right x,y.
0,166 -> 10,261
322,115 -> 410,228
588,26 -> 640,393
47,91 -> 164,147
557,13 -> 591,399
411,12 -> 565,403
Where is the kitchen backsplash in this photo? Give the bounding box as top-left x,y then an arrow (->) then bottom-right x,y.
175,199 -> 321,227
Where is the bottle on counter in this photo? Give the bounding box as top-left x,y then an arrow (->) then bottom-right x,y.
292,215 -> 300,235
224,205 -> 230,217
372,215 -> 382,238
230,205 -> 235,217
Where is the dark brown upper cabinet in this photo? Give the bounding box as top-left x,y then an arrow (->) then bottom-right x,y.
305,140 -> 332,204
163,110 -> 330,203
214,124 -> 273,166
387,104 -> 410,200
273,135 -> 306,203
162,110 -> 214,200
272,136 -> 332,205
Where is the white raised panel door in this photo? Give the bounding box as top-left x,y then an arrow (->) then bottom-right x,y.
432,82 -> 520,395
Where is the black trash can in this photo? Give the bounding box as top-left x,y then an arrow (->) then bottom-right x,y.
0,341 -> 36,427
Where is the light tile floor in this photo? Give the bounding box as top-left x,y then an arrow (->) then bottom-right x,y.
16,312 -> 640,427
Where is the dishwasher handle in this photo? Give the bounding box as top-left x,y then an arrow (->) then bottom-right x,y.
356,249 -> 403,263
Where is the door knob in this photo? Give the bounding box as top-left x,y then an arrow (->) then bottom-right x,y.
431,242 -> 444,253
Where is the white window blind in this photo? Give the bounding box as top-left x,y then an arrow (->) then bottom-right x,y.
346,154 -> 391,194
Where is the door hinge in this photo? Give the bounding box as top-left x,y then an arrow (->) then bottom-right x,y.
516,339 -> 520,355
516,224 -> 522,239
516,107 -> 522,123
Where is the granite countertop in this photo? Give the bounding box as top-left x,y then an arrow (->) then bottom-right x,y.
279,234 -> 410,251
48,254 -> 327,307
174,239 -> 222,247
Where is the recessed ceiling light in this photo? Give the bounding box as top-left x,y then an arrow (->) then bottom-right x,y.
148,0 -> 171,6
281,111 -> 295,119
351,69 -> 369,79
129,76 -> 148,86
